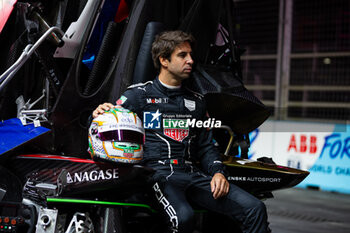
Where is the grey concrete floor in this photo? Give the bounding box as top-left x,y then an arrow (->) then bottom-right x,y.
265,188 -> 350,233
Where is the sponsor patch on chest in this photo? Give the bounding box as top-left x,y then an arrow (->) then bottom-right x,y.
184,99 -> 196,111
163,119 -> 189,142
146,98 -> 169,104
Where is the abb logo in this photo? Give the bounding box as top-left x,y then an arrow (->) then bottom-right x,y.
288,134 -> 317,154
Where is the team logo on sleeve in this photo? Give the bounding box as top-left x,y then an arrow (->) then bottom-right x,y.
143,110 -> 162,129
116,95 -> 127,105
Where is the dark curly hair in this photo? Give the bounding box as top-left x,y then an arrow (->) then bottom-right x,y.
151,30 -> 195,72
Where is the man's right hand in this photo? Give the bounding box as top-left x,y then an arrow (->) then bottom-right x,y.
92,102 -> 115,118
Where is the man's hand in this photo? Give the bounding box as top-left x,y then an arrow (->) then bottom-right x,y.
210,173 -> 230,199
92,103 -> 115,118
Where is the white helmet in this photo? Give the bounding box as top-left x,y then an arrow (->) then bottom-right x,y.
88,106 -> 144,164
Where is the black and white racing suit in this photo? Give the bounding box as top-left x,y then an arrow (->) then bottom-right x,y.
119,77 -> 269,233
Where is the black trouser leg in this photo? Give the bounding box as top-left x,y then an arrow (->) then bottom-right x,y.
151,180 -> 194,233
150,166 -> 269,233
187,172 -> 269,233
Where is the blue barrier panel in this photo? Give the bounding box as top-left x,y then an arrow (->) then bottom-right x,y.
298,124 -> 350,194
0,118 -> 50,155
249,121 -> 350,194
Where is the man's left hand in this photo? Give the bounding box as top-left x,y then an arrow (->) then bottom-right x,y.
210,173 -> 230,199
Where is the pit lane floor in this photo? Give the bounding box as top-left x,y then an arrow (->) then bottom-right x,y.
265,188 -> 350,233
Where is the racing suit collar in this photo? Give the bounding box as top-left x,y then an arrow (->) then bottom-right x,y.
155,77 -> 185,97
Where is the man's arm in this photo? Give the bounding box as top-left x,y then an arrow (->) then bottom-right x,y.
196,127 -> 230,199
211,173 -> 230,199
92,88 -> 140,118
119,89 -> 140,113
188,106 -> 229,199
196,126 -> 225,174
92,102 -> 115,118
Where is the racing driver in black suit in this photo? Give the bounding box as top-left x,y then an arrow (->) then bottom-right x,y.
93,30 -> 269,233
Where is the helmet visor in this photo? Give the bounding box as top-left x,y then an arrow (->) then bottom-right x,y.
98,130 -> 144,144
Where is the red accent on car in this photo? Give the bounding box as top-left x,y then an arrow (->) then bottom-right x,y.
0,0 -> 17,33
17,154 -> 98,164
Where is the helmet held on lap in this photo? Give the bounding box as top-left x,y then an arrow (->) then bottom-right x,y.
88,106 -> 144,164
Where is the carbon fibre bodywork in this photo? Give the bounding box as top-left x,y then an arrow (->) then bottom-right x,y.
224,158 -> 309,195
7,154 -> 308,201
7,154 -> 154,200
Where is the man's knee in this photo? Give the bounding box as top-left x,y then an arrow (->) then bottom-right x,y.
243,196 -> 266,213
176,205 -> 194,233
244,199 -> 269,233
254,200 -> 267,216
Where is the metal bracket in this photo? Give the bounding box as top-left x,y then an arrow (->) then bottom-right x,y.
16,91 -> 48,127
65,212 -> 94,233
36,208 -> 59,233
